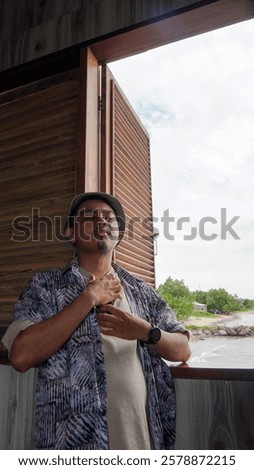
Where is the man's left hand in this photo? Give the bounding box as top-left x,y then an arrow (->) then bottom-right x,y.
96,304 -> 150,341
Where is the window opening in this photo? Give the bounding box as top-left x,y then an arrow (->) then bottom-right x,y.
108,18 -> 254,368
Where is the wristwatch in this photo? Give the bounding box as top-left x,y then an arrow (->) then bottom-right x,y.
140,326 -> 161,346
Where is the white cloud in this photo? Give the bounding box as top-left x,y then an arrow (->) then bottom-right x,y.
109,19 -> 254,298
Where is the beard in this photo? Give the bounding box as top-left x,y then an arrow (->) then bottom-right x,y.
94,227 -> 112,253
97,240 -> 108,252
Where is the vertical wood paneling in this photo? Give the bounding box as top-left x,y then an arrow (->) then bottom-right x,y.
0,71 -> 79,326
0,365 -> 38,450
0,0 -> 200,42
174,378 -> 254,450
101,66 -> 155,286
0,0 -> 84,41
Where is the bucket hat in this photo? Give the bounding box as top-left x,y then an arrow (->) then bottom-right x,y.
64,192 -> 125,251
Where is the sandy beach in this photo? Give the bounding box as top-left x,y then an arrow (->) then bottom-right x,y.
186,310 -> 254,328
184,313 -> 235,327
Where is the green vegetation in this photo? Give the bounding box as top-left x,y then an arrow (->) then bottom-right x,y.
157,278 -> 193,320
190,310 -> 215,319
157,277 -> 254,321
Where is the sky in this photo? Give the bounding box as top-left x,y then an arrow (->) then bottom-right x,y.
109,18 -> 254,299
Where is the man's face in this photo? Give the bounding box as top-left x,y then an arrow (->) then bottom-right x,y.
68,199 -> 120,253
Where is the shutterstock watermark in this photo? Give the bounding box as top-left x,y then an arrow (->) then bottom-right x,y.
11,207 -> 241,243
158,208 -> 240,241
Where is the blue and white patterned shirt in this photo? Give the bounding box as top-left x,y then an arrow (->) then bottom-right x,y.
13,259 -> 188,450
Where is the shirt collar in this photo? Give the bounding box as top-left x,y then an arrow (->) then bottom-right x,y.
62,258 -> 116,281
62,257 -> 80,274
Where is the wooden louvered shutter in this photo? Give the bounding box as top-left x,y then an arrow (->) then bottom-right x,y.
0,71 -> 78,327
101,65 -> 155,286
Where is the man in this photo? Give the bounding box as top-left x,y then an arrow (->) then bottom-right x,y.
3,192 -> 190,450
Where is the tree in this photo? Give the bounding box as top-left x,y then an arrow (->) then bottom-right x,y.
157,276 -> 251,319
243,299 -> 254,309
206,288 -> 242,313
157,277 -> 194,320
158,277 -> 191,300
193,290 -> 207,305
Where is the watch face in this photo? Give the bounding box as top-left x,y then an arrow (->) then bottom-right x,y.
150,327 -> 161,343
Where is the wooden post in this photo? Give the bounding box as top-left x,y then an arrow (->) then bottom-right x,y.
76,48 -> 99,194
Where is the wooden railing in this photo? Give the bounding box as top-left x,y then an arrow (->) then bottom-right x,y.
0,351 -> 253,450
172,363 -> 254,381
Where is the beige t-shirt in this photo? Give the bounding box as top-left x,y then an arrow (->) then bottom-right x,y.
101,290 -> 151,450
80,267 -> 151,450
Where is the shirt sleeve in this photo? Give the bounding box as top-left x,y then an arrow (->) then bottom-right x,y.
2,320 -> 35,353
1,271 -> 55,356
13,272 -> 57,324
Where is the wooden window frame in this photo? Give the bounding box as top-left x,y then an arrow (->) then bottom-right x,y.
1,0 -> 253,370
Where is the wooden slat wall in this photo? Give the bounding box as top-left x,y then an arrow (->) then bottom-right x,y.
107,74 -> 155,286
0,71 -> 79,326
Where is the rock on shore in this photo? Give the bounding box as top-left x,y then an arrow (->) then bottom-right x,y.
190,325 -> 254,341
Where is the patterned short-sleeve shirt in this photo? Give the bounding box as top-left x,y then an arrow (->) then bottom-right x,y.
12,259 -> 188,450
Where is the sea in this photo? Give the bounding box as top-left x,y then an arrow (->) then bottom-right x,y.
188,311 -> 254,368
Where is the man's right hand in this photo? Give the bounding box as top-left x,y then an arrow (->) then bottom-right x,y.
84,273 -> 122,307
